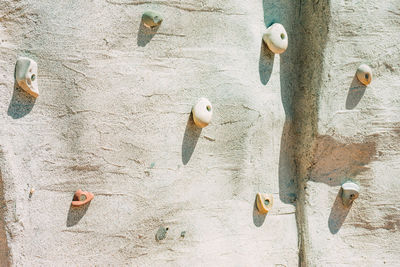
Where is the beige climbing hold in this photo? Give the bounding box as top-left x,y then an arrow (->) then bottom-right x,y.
256,193 -> 273,214
356,64 -> 372,85
15,57 -> 39,98
341,181 -> 360,207
142,11 -> 163,28
263,23 -> 288,54
192,97 -> 212,128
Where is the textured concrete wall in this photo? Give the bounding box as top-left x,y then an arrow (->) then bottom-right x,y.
304,1 -> 400,266
0,0 -> 298,266
0,0 -> 399,266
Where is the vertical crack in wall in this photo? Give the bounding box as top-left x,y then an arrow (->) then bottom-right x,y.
291,1 -> 331,266
264,0 -> 331,265
0,171 -> 10,267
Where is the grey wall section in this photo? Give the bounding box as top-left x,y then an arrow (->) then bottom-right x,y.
0,0 -> 399,266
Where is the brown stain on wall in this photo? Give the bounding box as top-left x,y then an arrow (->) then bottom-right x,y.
351,213 -> 400,232
309,135 -> 378,185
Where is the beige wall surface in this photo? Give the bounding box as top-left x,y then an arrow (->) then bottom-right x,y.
305,1 -> 400,266
0,0 -> 398,266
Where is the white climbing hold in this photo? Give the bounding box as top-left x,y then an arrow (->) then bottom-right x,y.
356,64 -> 372,85
341,181 -> 360,207
15,57 -> 39,98
263,23 -> 288,54
192,97 -> 212,128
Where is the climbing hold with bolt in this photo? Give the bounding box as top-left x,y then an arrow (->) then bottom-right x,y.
256,193 -> 273,214
142,11 -> 163,28
15,57 -> 39,97
356,64 -> 372,85
155,226 -> 168,241
192,97 -> 213,128
341,181 -> 360,207
262,23 -> 288,54
71,189 -> 94,207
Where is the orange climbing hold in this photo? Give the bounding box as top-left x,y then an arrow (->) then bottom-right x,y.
256,193 -> 273,214
71,189 -> 94,207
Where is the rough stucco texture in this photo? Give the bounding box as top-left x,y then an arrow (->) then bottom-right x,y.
0,0 -> 399,266
0,0 -> 297,266
306,1 -> 400,266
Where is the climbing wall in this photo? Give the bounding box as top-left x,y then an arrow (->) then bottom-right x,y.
303,1 -> 400,266
0,0 -> 298,266
0,0 -> 399,266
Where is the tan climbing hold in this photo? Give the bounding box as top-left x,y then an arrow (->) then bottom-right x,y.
142,11 -> 163,28
263,23 -> 288,54
71,189 -> 94,207
15,57 -> 39,98
192,97 -> 212,128
356,64 -> 372,85
256,193 -> 273,214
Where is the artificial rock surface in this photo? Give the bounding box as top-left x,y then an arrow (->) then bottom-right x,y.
0,0 -> 399,266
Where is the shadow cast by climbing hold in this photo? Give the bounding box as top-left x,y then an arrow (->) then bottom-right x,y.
328,188 -> 351,234
346,75 -> 367,110
262,1 -> 281,28
278,121 -> 297,204
137,20 -> 160,47
181,113 -> 202,165
7,83 -> 36,119
66,202 -> 90,227
252,195 -> 266,227
259,39 -> 275,85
